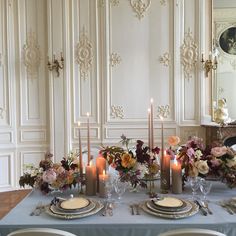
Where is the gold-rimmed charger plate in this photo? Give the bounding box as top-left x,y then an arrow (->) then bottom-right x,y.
141,200 -> 198,219
146,199 -> 192,215
52,200 -> 96,215
46,200 -> 104,220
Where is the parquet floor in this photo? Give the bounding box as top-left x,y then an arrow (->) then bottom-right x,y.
0,189 -> 31,219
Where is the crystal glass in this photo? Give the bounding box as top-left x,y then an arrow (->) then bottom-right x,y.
114,180 -> 128,202
105,177 -> 114,202
200,179 -> 212,202
188,176 -> 200,200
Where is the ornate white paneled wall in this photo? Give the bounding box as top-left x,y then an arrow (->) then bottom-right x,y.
0,0 -> 211,191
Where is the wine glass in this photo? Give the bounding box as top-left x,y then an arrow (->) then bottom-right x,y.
114,180 -> 128,202
188,176 -> 200,200
105,177 -> 114,202
199,179 -> 212,202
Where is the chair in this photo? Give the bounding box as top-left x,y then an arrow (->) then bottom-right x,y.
158,228 -> 226,236
7,228 -> 77,236
224,136 -> 236,147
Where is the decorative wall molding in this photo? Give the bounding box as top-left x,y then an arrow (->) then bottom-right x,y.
110,0 -> 120,6
157,105 -> 170,118
23,31 -> 41,78
110,53 -> 121,67
110,105 -> 124,119
129,0 -> 151,20
0,108 -> 4,119
0,53 -> 2,66
159,52 -> 170,67
160,0 -> 167,6
230,59 -> 236,70
75,26 -> 93,80
180,28 -> 198,80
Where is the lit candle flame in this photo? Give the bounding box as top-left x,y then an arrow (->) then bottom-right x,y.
78,121 -> 81,127
103,170 -> 105,175
150,98 -> 154,104
86,112 -> 90,117
89,160 -> 92,167
148,108 -> 151,113
160,116 -> 163,121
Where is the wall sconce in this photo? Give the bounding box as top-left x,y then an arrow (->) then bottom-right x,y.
201,53 -> 218,77
47,52 -> 64,77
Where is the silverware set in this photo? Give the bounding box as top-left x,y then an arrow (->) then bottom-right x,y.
130,204 -> 140,215
219,200 -> 236,215
194,200 -> 213,216
30,202 -> 47,216
101,202 -> 114,216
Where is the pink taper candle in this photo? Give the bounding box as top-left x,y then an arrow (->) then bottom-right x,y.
150,98 -> 154,150
86,112 -> 91,165
78,121 -> 83,177
148,108 -> 151,148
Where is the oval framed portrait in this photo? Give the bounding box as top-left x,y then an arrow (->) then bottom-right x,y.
219,26 -> 236,55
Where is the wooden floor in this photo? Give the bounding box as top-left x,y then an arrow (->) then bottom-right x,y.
0,189 -> 31,219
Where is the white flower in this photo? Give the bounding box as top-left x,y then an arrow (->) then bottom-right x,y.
194,150 -> 202,160
195,160 -> 209,175
134,163 -> 148,179
226,156 -> 236,168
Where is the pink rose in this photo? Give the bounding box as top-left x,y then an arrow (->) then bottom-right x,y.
211,146 -> 227,157
187,148 -> 195,157
168,136 -> 180,146
42,169 -> 57,184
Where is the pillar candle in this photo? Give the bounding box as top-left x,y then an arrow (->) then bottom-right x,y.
150,98 -> 154,150
148,108 -> 151,149
171,159 -> 182,194
98,170 -> 108,197
96,155 -> 106,192
86,112 -> 91,165
161,150 -> 170,192
85,161 -> 97,196
78,121 -> 83,177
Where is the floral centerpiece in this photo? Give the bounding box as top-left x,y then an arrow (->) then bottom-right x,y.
19,152 -> 82,194
100,135 -> 160,187
176,136 -> 236,188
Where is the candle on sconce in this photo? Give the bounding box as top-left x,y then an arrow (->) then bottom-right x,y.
96,154 -> 106,192
171,158 -> 182,194
148,108 -> 151,148
161,150 -> 170,193
98,170 -> 108,198
78,121 -> 83,177
150,98 -> 154,150
85,160 -> 97,196
86,112 -> 91,165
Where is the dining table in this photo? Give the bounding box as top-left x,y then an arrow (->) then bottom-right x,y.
0,181 -> 236,236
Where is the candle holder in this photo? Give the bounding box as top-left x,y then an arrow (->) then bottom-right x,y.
201,53 -> 217,77
47,52 -> 64,77
143,175 -> 159,198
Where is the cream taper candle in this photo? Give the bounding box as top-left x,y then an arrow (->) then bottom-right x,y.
86,112 -> 91,165
78,121 -> 83,177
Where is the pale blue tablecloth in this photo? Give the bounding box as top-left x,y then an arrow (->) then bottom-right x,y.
0,182 -> 236,236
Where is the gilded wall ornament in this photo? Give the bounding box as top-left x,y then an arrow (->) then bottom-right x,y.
23,31 -> 41,78
111,105 -> 124,119
75,27 -> 93,80
159,52 -> 170,67
110,53 -> 121,67
157,105 -> 170,118
0,108 -> 4,119
130,0 -> 151,20
180,28 -> 198,80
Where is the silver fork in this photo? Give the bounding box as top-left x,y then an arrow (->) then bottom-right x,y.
134,204 -> 140,215
219,202 -> 234,215
130,205 -> 135,215
201,201 -> 213,215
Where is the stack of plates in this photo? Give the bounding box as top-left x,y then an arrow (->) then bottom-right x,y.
141,197 -> 199,219
46,197 -> 103,219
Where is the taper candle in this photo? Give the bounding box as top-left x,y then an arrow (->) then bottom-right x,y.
160,116 -> 164,159
161,150 -> 170,192
85,161 -> 97,196
171,158 -> 182,194
78,121 -> 83,177
148,108 -> 151,148
86,112 -> 91,165
150,98 -> 154,150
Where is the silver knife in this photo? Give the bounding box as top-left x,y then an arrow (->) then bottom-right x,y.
194,200 -> 208,216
